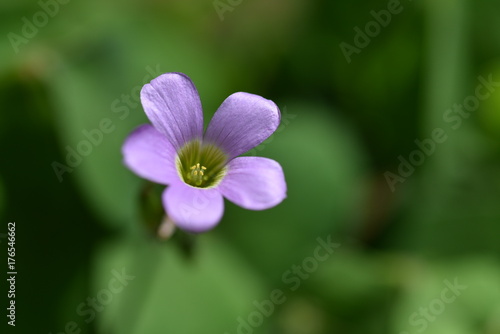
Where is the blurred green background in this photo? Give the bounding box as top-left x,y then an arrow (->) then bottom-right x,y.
1,0 -> 500,333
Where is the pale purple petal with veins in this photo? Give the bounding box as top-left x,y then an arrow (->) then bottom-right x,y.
162,182 -> 224,232
204,92 -> 280,160
122,124 -> 179,185
218,156 -> 287,210
140,72 -> 204,149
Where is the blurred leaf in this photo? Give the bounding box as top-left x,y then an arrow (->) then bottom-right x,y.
452,258 -> 500,322
305,249 -> 398,333
48,58 -> 143,230
0,174 -> 4,217
392,258 -> 500,334
478,61 -> 500,141
53,265 -> 91,334
92,235 -> 267,334
390,128 -> 500,256
308,250 -> 395,313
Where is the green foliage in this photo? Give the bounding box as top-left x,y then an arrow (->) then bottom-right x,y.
1,0 -> 500,333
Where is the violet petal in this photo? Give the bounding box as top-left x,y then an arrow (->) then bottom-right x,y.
162,183 -> 224,232
122,124 -> 179,185
204,92 -> 280,160
218,156 -> 286,210
141,72 -> 204,149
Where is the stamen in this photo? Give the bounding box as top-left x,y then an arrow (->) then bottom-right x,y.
176,140 -> 228,188
190,163 -> 207,181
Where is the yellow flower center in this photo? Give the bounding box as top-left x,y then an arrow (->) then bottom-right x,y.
175,140 -> 227,188
188,163 -> 207,186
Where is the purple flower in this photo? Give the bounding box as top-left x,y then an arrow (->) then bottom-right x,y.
122,72 -> 287,232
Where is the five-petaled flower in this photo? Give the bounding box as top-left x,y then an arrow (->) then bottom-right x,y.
122,72 -> 287,232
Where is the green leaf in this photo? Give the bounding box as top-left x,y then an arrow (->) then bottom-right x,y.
48,60 -> 144,230
92,235 -> 267,334
392,258 -> 500,334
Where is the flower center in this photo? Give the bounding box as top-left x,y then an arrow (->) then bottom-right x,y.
188,163 -> 207,185
175,140 -> 228,188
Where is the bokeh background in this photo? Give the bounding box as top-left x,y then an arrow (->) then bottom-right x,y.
1,0 -> 500,333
